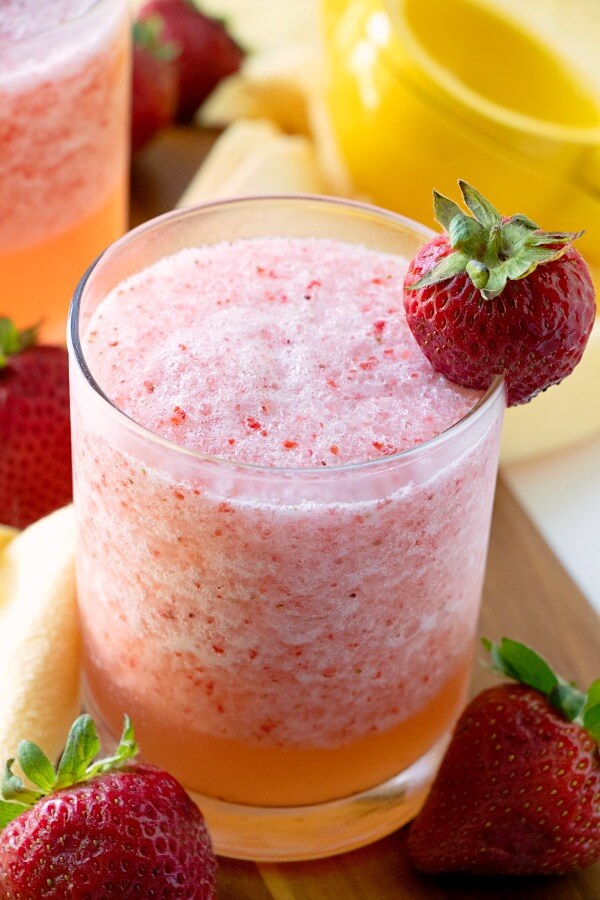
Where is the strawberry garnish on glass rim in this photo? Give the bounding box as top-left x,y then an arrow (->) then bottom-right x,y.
408,638 -> 600,876
403,181 -> 596,406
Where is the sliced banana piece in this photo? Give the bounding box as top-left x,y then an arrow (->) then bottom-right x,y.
200,42 -> 322,135
0,524 -> 18,551
179,119 -> 330,204
180,118 -> 280,201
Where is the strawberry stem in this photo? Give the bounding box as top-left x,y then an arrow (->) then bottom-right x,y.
0,715 -> 138,829
407,182 -> 584,300
132,16 -> 179,61
482,637 -> 600,742
0,318 -> 38,369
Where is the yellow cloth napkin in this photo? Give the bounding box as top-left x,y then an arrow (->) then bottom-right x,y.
0,506 -> 80,766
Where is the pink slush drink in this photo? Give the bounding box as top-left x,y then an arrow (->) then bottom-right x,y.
0,0 -> 129,342
70,199 -> 504,856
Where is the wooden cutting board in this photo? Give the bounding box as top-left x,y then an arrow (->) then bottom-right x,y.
131,129 -> 600,899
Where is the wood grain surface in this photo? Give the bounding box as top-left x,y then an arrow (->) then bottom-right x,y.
130,132 -> 600,899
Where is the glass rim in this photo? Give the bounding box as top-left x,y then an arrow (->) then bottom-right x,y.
68,193 -> 506,478
387,0 -> 600,144
2,0 -> 112,47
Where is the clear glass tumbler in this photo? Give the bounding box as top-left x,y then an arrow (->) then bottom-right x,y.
0,0 -> 130,342
69,196 -> 505,861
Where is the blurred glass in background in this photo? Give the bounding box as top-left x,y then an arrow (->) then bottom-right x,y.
0,0 -> 130,343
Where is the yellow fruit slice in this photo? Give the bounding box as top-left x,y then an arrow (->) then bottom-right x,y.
179,119 -> 330,204
0,524 -> 18,550
200,42 -> 321,135
179,118 -> 280,202
0,505 -> 80,767
501,318 -> 600,462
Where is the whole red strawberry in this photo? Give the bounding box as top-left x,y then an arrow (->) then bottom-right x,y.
0,319 -> 72,529
403,182 -> 596,405
138,0 -> 244,122
131,17 -> 179,153
408,638 -> 600,876
0,715 -> 216,898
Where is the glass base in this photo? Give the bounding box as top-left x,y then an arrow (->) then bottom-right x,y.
188,733 -> 450,862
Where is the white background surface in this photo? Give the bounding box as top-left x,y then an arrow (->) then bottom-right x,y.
504,436 -> 600,617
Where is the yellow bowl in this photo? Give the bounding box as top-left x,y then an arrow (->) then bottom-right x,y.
322,0 -> 600,293
323,0 -> 600,460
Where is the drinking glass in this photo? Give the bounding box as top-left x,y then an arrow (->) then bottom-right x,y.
0,0 -> 130,342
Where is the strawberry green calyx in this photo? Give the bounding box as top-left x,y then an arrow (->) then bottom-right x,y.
482,637 -> 600,742
133,16 -> 179,61
407,181 -> 584,300
0,715 -> 138,828
0,318 -> 38,369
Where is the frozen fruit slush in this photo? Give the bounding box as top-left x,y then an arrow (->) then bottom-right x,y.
0,0 -> 129,341
72,235 -> 502,807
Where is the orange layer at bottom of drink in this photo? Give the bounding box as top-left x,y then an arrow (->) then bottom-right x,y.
84,648 -> 473,807
1,179 -> 126,344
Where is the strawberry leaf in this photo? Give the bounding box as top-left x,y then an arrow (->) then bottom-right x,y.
421,183 -> 584,300
56,715 -> 100,789
550,683 -> 587,722
1,760 -> 41,805
479,265 -> 507,299
0,318 -> 38,369
583,703 -> 600,743
17,741 -> 55,793
458,180 -> 501,229
483,638 -> 600,741
502,251 -> 542,282
483,638 -> 559,694
527,229 -> 584,247
132,16 -> 180,61
449,216 -> 486,255
510,213 -> 539,231
1,760 -> 24,800
0,800 -> 27,829
433,190 -> 464,231
1,713 -> 140,822
85,716 -> 138,778
585,679 -> 600,711
407,251 -> 468,290
0,319 -> 21,362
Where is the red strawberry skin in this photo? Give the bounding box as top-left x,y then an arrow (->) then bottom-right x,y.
408,684 -> 600,876
0,346 -> 72,529
139,0 -> 244,122
131,39 -> 179,153
0,764 -> 216,898
403,234 -> 596,406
